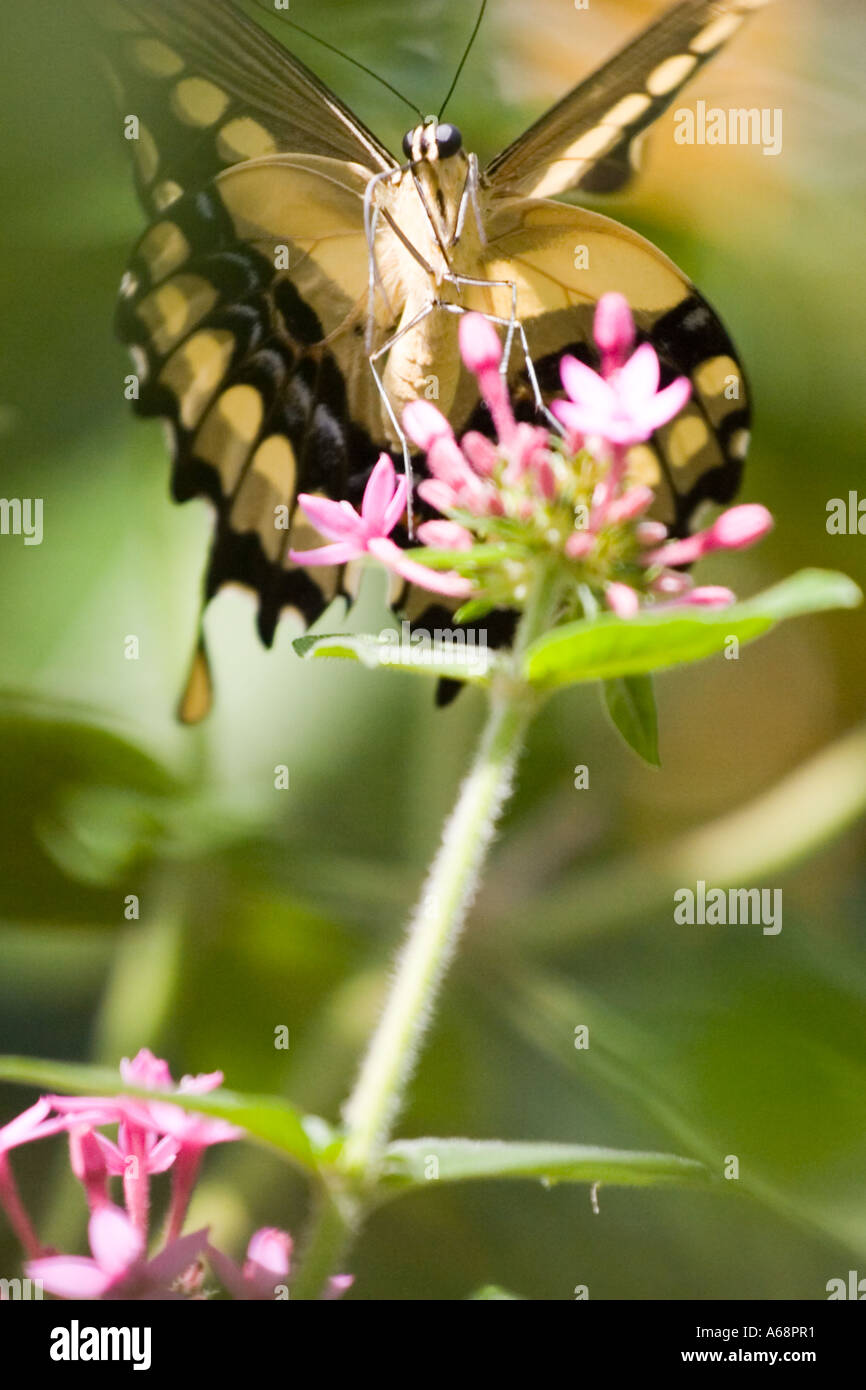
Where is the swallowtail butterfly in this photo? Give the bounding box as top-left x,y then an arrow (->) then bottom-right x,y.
89,0 -> 769,717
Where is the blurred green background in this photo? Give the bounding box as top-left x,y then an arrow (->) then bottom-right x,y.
0,0 -> 864,1299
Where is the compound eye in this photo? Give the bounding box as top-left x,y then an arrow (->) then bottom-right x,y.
436,123 -> 462,158
401,129 -> 415,159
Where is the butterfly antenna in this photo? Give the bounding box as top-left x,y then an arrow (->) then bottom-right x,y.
251,1 -> 423,119
438,0 -> 488,120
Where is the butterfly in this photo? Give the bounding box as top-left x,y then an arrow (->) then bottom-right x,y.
89,0 -> 770,718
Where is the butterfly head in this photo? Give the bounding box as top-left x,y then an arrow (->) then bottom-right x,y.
401,119 -> 464,166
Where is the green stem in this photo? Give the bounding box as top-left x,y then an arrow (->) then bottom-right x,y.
292,564 -> 559,1297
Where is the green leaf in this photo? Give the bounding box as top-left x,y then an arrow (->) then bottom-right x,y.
0,1056 -> 316,1171
293,631 -> 497,685
523,570 -> 861,689
602,675 -> 660,766
380,1137 -> 710,1191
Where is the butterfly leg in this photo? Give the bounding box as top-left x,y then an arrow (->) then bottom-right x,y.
455,154 -> 486,250
363,168 -> 399,351
442,278 -> 562,433
367,299 -> 441,536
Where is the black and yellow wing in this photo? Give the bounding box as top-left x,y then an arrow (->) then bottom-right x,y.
91,0 -> 395,214
89,0 -> 402,716
485,0 -> 772,198
460,201 -> 749,535
91,0 -> 770,717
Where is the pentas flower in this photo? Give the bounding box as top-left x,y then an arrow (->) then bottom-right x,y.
27,1203 -> 208,1301
393,297 -> 773,622
290,453 -> 471,598
552,342 -> 692,449
0,1099 -> 70,1258
1,1049 -> 352,1299
50,1050 -> 242,1241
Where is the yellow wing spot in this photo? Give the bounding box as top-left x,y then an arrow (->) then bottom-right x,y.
602,93 -> 653,129
661,412 -> 715,476
689,13 -> 743,55
729,428 -> 751,461
153,180 -> 184,212
195,385 -> 265,493
626,444 -> 662,488
646,53 -> 699,97
134,125 -> 159,185
136,275 -> 218,356
216,117 -> 278,163
172,77 -> 231,128
138,222 -> 190,283
693,354 -> 739,399
693,354 -> 742,427
159,330 -> 235,430
564,125 -> 620,162
131,38 -> 184,78
251,435 -> 297,499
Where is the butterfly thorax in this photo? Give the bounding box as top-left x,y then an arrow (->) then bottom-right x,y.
375,125 -> 482,428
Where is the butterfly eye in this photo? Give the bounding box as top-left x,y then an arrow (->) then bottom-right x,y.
401,129 -> 415,159
435,123 -> 462,158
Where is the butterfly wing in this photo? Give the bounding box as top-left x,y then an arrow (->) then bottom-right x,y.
89,0 -> 396,214
485,0 -> 772,199
459,199 -> 749,533
88,0 -> 406,714
119,155 -> 391,650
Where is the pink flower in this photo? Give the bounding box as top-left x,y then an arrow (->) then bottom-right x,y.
403,403 -> 499,516
27,1203 -> 208,1300
459,314 -> 516,444
605,582 -> 641,618
645,503 -> 774,568
594,292 -> 636,376
0,1099 -> 72,1258
416,520 -> 474,550
291,454 -> 471,598
0,1098 -> 67,1154
207,1228 -> 292,1301
207,1227 -> 354,1301
553,344 -> 692,448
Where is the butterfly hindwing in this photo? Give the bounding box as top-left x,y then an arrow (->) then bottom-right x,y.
485,0 -> 772,199
459,199 -> 748,533
118,155 -> 389,646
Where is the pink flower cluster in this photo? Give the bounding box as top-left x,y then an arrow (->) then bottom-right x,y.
0,1050 -> 351,1301
290,292 -> 772,622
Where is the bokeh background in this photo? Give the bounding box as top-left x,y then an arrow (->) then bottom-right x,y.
0,0 -> 864,1299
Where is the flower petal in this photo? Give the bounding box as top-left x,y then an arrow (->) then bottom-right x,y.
416,520 -> 474,550
89,1204 -> 144,1277
367,537 -> 473,597
361,455 -> 399,528
288,541 -> 362,567
636,375 -> 692,434
27,1255 -> 111,1300
560,356 -> 616,412
381,473 -> 409,534
402,399 -> 453,451
459,312 -> 502,373
146,1227 -> 210,1285
296,493 -> 364,543
616,342 -> 660,409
